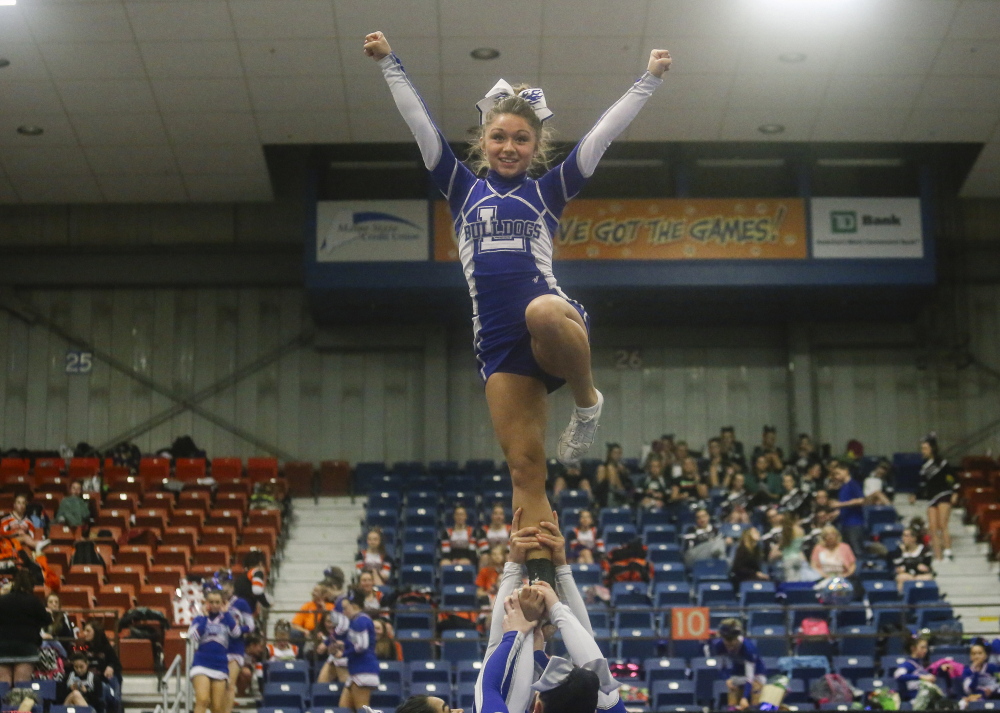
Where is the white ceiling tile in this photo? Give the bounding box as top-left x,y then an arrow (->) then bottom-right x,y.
718,108 -> 820,141
162,112 -> 260,143
151,78 -> 252,113
184,173 -> 273,202
22,3 -> 133,43
339,36 -> 442,75
645,0 -> 751,39
83,145 -> 178,174
728,74 -> 828,108
960,140 -> 1000,197
537,74 -> 647,111
0,7 -> 34,44
349,111 -> 418,142
255,110 -> 350,143
932,40 -> 1000,77
8,173 -> 102,203
0,43 -> 54,82
173,144 -> 266,174
648,37 -> 742,75
344,72 -> 439,112
248,76 -> 346,113
541,36 -> 645,76
850,0 -> 958,39
0,113 -> 78,146
96,173 -> 188,203
634,73 -> 732,110
333,0 -> 439,39
0,80 -> 67,114
57,79 -> 158,113
542,0 -> 649,37
822,75 -> 923,110
916,76 -> 1000,111
140,41 -> 244,79
904,109 -> 999,141
4,144 -> 91,175
439,0 -> 542,37
837,38 -> 941,75
810,110 -> 909,141
239,39 -> 342,77
127,2 -> 235,41
71,113 -> 170,145
229,0 -> 336,39
626,106 -> 724,141
40,42 -> 146,80
439,36 -> 540,77
948,0 -> 1000,39
742,0 -> 864,38
738,34 -> 841,76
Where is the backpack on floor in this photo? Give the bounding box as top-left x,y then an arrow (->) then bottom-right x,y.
603,539 -> 652,585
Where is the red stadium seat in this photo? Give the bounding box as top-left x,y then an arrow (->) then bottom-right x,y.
120,637 -> 156,674
141,491 -> 175,510
248,511 -> 281,532
137,585 -> 173,616
139,457 -> 171,484
163,630 -> 188,668
105,491 -> 139,511
64,565 -> 105,590
60,586 -> 95,609
162,527 -> 199,549
247,457 -> 279,483
177,491 -> 211,512
154,545 -> 191,568
206,510 -> 243,532
194,545 -> 231,568
211,458 -> 243,483
68,458 -> 100,480
175,458 -> 206,482
216,492 -> 248,511
117,545 -> 153,569
170,510 -> 204,529
107,565 -> 146,590
148,565 -> 186,586
201,527 -> 237,550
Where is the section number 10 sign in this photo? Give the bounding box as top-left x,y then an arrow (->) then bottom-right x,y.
671,607 -> 709,640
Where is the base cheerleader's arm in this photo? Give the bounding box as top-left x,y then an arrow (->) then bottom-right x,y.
486,508 -> 538,654
537,513 -> 595,637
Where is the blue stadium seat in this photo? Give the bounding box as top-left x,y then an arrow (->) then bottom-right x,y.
369,491 -> 401,510
644,657 -> 688,684
365,508 -> 396,529
783,586 -> 820,606
441,630 -> 481,662
833,655 -> 875,683
690,558 -> 728,583
903,580 -> 940,606
615,609 -> 655,631
569,563 -> 602,585
838,625 -> 877,657
617,628 -> 659,660
918,608 -> 957,629
586,608 -> 610,630
393,461 -> 426,476
747,607 -> 784,629
394,607 -> 434,631
648,543 -> 683,565
267,660 -> 310,683
857,677 -> 893,693
599,507 -> 634,528
405,507 -> 438,528
464,459 -> 496,477
790,658 -> 829,687
966,701 -> 1000,710
782,678 -> 809,704
376,661 -> 405,687
611,582 -> 651,607
652,563 -> 687,584
403,526 -> 437,546
368,474 -> 402,494
603,524 -> 638,548
441,565 -> 476,586
670,638 -> 704,660
880,654 -> 909,675
455,660 -> 482,684
638,508 -> 672,528
397,629 -> 434,660
310,683 -> 342,708
429,460 -> 459,476
652,680 -> 697,707
49,707 -> 95,713
402,543 -> 436,566
697,581 -> 736,606
262,682 -> 308,710
20,680 -> 57,704
864,505 -> 898,530
442,491 -> 478,512
690,656 -> 722,704
558,489 -> 591,510
456,683 -> 477,710
643,524 -> 678,545
872,522 -> 904,539
796,635 -> 836,659
739,581 -> 777,606
833,606 -> 868,627
442,472 -> 477,491
407,661 -> 451,685
407,491 -> 440,509
257,707 -> 300,713
654,581 -> 690,606
399,564 -> 435,588
749,625 -> 788,658
370,683 -> 403,709
441,584 -> 477,609
864,580 -> 901,604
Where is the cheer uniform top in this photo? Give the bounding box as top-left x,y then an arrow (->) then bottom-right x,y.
380,53 -> 662,392
227,595 -> 255,664
355,549 -> 393,582
439,525 -> 486,561
188,611 -> 241,680
920,458 -> 958,507
962,661 -> 1000,698
894,657 -> 931,701
342,613 -> 380,688
708,637 -> 767,699
891,544 -> 933,576
267,642 -> 299,662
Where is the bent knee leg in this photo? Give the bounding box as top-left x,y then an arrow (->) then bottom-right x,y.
525,296 -> 573,338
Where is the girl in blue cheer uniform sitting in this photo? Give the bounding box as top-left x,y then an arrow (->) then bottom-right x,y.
893,634 -> 936,703
707,618 -> 767,710
962,638 -> 1000,704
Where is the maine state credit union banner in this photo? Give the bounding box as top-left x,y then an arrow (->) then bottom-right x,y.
434,198 -> 807,261
317,200 -> 429,262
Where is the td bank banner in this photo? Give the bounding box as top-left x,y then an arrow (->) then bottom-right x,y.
434,198 -> 807,261
811,198 -> 923,259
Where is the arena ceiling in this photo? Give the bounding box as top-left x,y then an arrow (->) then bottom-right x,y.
0,0 -> 997,204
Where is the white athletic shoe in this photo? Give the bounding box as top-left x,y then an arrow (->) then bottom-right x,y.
557,390 -> 604,466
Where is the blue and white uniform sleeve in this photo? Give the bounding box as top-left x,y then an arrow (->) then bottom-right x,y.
548,601 -> 618,701
224,612 -> 241,639
187,618 -> 202,648
893,660 -> 922,699
486,563 -> 525,654
555,564 -> 593,636
476,630 -> 527,713
344,619 -> 371,657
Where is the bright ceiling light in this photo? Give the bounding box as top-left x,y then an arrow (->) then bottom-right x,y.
757,124 -> 785,135
0,1 -> 16,6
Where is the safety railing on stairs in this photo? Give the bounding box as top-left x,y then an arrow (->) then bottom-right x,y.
156,636 -> 193,713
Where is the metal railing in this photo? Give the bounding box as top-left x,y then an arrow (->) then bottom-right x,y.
157,636 -> 193,713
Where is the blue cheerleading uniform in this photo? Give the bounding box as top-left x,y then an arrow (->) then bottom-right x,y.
962,661 -> 1000,698
227,595 -> 255,664
343,613 -> 380,687
708,637 -> 767,700
893,657 -> 931,701
188,611 -> 241,680
380,53 -> 662,392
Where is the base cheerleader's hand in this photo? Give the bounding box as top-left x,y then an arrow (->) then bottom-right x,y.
647,49 -> 672,77
364,31 -> 391,61
502,592 -> 537,634
536,511 -> 567,567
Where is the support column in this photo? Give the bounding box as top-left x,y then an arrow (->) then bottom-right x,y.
788,323 -> 818,442
423,325 -> 449,461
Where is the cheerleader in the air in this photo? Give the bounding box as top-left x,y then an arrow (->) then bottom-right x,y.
366,30 -> 671,586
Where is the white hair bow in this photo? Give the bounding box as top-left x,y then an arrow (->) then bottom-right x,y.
476,79 -> 553,125
530,656 -> 619,695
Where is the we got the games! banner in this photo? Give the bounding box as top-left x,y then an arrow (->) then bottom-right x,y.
434,198 -> 808,261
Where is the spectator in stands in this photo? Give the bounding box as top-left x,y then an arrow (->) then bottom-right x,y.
0,569 -> 51,686
672,456 -> 705,502
829,463 -> 866,556
240,633 -> 266,697
329,587 -> 380,712
0,493 -> 41,552
681,508 -> 726,566
789,433 -> 821,476
638,455 -> 670,509
78,621 -> 122,690
291,583 -> 334,638
751,426 -> 784,474
759,508 -> 784,555
894,634 -> 936,703
962,638 -> 1000,703
594,442 -> 630,508
64,652 -> 104,712
720,426 -> 746,471
917,433 -> 958,561
700,437 -> 725,489
234,551 -> 271,615
355,571 -> 383,613
550,461 -> 592,499
476,543 -> 507,603
892,527 -> 934,593
43,593 -> 76,641
809,525 -> 856,579
749,454 -> 781,499
708,618 -> 766,710
481,503 -> 511,555
800,460 -> 824,493
863,459 -> 894,505
322,566 -> 346,600
439,506 -> 483,566
372,618 -> 403,662
55,481 -> 91,528
777,470 -> 811,523
266,620 -> 298,662
188,589 -> 240,713
355,527 -> 394,585
566,509 -> 603,562
776,512 -> 815,582
720,471 -> 751,524
669,440 -> 692,480
316,608 -> 350,685
730,528 -> 768,588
